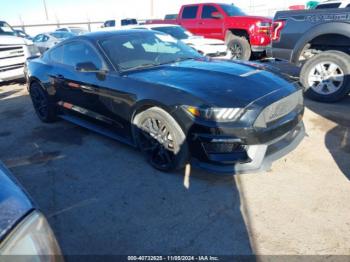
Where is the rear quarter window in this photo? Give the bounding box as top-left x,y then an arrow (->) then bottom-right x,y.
182,6 -> 198,19
49,46 -> 64,64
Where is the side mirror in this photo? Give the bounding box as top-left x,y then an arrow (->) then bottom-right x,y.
211,12 -> 223,19
75,62 -> 99,72
75,62 -> 108,80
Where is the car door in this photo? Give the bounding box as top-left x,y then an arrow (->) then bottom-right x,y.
179,5 -> 200,35
197,4 -> 224,39
57,40 -> 129,136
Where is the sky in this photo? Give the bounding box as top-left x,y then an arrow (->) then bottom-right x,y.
1,0 -> 307,34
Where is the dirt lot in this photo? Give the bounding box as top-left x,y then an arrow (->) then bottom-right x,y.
0,80 -> 349,256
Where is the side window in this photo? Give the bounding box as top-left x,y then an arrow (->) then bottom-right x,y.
201,5 -> 219,19
42,35 -> 49,42
182,6 -> 198,19
50,46 -> 64,64
33,34 -> 43,42
63,42 -> 103,69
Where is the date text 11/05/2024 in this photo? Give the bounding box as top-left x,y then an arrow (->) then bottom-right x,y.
127,256 -> 220,261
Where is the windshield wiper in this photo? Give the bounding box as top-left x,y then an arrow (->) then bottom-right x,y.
174,57 -> 196,62
122,63 -> 159,72
157,57 -> 196,66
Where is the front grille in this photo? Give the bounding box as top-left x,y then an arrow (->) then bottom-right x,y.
202,142 -> 246,154
254,89 -> 303,128
0,63 -> 25,72
0,45 -> 25,60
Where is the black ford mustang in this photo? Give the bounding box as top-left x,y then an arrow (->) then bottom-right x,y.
26,30 -> 305,174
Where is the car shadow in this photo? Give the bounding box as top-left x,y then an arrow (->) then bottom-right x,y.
0,90 -> 253,256
0,78 -> 26,87
305,95 -> 350,180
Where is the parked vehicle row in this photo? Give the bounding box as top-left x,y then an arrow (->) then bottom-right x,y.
2,1 -> 349,257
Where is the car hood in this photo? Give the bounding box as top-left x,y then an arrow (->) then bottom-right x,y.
0,35 -> 33,45
182,36 -> 225,46
127,59 -> 299,108
0,162 -> 33,242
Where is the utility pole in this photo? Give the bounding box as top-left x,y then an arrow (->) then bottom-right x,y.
43,0 -> 49,20
150,0 -> 154,18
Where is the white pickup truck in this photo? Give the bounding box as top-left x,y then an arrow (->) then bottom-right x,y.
0,21 -> 39,82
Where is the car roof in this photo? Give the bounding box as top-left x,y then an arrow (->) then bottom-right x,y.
50,30 -> 165,49
317,0 -> 350,4
78,29 -> 157,41
129,24 -> 180,29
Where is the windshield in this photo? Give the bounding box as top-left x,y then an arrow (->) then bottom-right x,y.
70,28 -> 88,35
100,31 -> 203,72
220,4 -> 246,16
0,21 -> 16,36
151,26 -> 192,40
51,32 -> 74,39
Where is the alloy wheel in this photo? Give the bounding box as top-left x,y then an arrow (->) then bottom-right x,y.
30,86 -> 49,119
229,43 -> 243,60
308,62 -> 344,95
138,117 -> 176,169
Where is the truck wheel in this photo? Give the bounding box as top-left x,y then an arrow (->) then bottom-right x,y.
133,107 -> 189,172
227,37 -> 251,61
300,51 -> 350,102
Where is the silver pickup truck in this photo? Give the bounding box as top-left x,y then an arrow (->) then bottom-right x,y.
0,21 -> 39,83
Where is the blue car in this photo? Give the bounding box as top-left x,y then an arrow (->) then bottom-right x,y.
0,161 -> 62,256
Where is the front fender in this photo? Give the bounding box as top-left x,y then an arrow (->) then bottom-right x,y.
291,22 -> 350,64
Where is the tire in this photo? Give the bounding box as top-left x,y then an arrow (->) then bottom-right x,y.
300,51 -> 350,103
132,107 -> 189,172
227,36 -> 251,61
29,82 -> 57,123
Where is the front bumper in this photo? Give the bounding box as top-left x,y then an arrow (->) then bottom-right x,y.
191,121 -> 305,174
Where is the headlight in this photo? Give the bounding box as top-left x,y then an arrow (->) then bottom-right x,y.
0,211 -> 62,259
27,45 -> 40,56
184,106 -> 243,122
